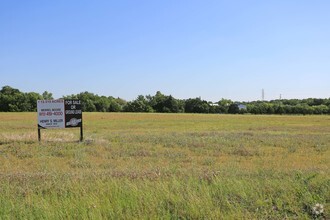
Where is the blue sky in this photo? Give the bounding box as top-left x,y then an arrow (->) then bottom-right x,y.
1,0 -> 329,101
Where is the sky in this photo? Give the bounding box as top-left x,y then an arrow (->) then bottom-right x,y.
1,0 -> 329,101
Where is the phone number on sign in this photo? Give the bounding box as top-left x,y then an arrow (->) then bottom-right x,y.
39,112 -> 63,116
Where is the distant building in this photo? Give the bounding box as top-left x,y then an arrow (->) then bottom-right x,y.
237,104 -> 247,110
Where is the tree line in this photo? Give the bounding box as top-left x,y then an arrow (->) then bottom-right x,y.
0,86 -> 329,115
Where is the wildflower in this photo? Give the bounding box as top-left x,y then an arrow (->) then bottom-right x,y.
312,203 -> 324,216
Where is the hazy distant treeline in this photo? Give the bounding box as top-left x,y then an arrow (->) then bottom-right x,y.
1,86 -> 329,115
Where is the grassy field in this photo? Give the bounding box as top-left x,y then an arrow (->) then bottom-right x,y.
0,112 -> 329,219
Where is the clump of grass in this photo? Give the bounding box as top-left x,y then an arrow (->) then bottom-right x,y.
232,145 -> 253,156
288,146 -> 297,153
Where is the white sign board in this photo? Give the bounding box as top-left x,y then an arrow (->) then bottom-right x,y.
37,100 -> 65,128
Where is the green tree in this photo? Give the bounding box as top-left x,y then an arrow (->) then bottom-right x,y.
94,96 -> 110,112
228,103 -> 239,114
217,99 -> 232,113
274,104 -> 285,114
77,92 -> 98,112
24,92 -> 43,111
42,91 -> 53,100
185,98 -> 210,113
124,95 -> 153,112
108,97 -> 125,112
312,105 -> 328,114
149,91 -> 166,112
146,91 -> 183,113
0,86 -> 23,111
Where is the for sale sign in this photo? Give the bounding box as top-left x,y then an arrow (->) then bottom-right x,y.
64,100 -> 82,128
37,100 -> 82,129
37,100 -> 65,128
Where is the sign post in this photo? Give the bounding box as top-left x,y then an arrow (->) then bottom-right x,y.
38,128 -> 41,142
80,123 -> 83,142
37,100 -> 83,141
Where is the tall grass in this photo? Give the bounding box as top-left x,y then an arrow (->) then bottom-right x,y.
0,113 -> 329,219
